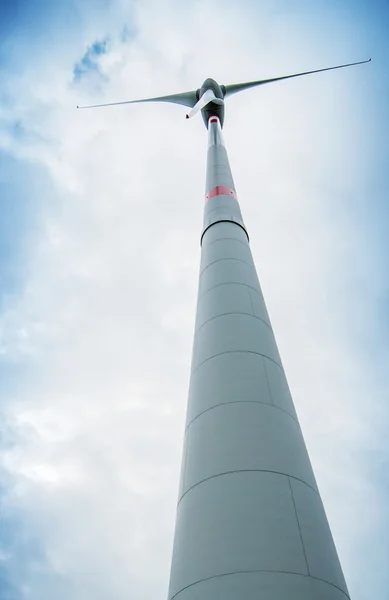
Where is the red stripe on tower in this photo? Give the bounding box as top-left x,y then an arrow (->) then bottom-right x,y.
205,185 -> 238,201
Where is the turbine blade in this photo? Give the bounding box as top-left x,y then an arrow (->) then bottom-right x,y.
223,58 -> 371,97
77,90 -> 197,110
186,89 -> 219,119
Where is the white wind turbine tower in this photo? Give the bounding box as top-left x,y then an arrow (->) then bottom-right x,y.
78,57 -> 370,600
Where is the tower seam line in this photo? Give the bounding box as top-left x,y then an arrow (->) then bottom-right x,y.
198,282 -> 268,307
204,202 -> 240,219
288,477 -> 310,575
195,311 -> 273,335
263,357 -> 275,406
177,470 -> 319,506
181,430 -> 189,493
184,399 -> 298,433
201,220 -> 249,244
169,570 -> 350,600
199,256 -> 255,277
203,236 -> 249,248
247,286 -> 255,316
192,350 -> 282,375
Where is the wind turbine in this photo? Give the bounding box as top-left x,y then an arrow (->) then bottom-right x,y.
79,58 -> 370,600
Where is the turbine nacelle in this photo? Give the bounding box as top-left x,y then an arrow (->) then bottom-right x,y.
187,79 -> 226,127
200,79 -> 225,128
77,59 -> 371,128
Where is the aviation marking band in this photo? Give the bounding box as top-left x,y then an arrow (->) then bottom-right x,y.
205,185 -> 238,202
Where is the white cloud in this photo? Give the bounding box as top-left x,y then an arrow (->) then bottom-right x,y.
0,1 -> 386,599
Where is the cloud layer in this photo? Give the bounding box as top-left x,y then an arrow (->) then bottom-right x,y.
0,1 -> 388,599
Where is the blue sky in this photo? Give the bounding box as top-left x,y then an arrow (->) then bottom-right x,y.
73,39 -> 109,81
0,1 -> 388,599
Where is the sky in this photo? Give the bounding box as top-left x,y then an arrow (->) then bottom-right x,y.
0,0 -> 388,598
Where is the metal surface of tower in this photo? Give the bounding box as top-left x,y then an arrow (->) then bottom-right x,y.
167,116 -> 349,600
